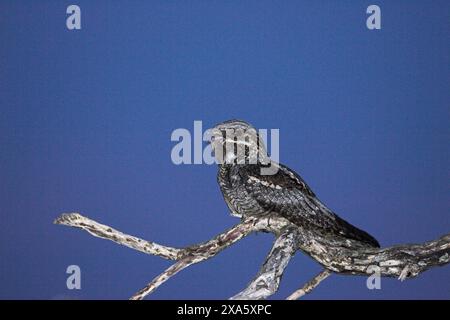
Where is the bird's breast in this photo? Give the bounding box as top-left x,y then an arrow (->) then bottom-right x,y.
218,165 -> 262,218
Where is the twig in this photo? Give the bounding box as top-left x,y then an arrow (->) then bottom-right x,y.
130,257 -> 198,300
286,269 -> 332,300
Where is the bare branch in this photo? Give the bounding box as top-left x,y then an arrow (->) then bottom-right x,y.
54,212 -> 292,299
130,257 -> 199,300
55,212 -> 290,258
54,212 -> 450,299
54,213 -> 180,260
230,228 -> 297,300
292,226 -> 450,279
286,269 -> 332,300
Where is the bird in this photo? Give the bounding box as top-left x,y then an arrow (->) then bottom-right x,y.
208,119 -> 380,248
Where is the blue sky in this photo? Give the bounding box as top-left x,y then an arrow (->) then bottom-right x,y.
0,0 -> 449,299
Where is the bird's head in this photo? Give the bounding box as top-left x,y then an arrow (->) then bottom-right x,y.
208,119 -> 269,165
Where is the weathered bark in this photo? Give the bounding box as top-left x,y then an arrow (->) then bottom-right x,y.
287,269 -> 331,300
54,213 -> 450,300
289,226 -> 450,280
230,228 -> 298,300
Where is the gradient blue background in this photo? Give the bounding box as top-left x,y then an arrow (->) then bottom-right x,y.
1,0 -> 449,299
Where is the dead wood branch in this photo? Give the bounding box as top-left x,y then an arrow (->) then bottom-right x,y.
54,213 -> 450,299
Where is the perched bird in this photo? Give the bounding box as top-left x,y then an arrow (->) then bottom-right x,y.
209,119 -> 380,248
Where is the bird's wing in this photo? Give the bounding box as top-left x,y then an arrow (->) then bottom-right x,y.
241,163 -> 380,247
241,163 -> 334,227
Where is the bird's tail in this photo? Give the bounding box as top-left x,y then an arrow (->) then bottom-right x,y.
334,215 -> 380,248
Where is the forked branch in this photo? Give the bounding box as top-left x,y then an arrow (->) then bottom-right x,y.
54,213 -> 450,299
